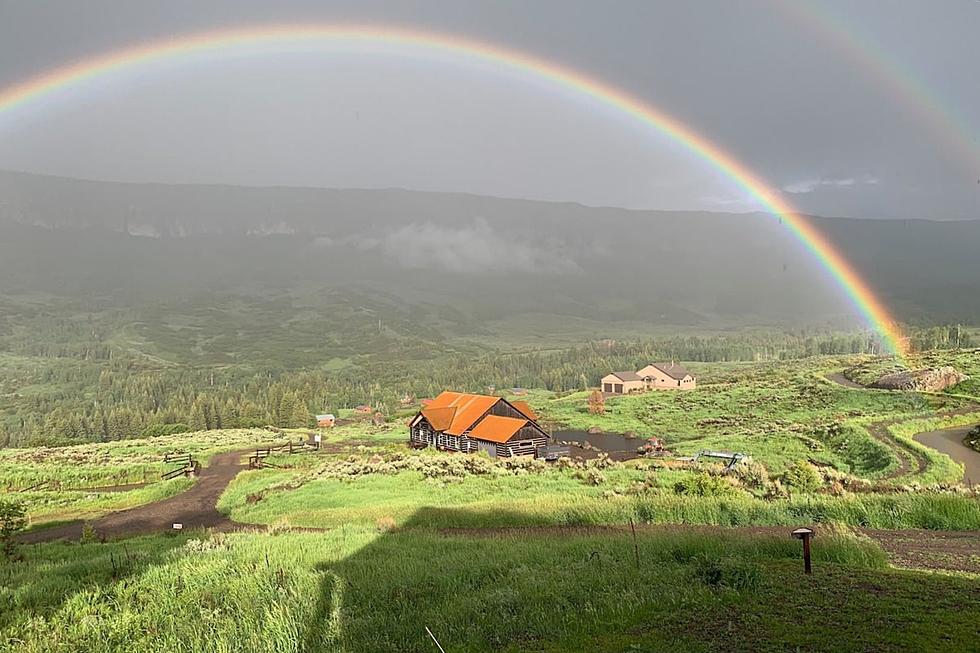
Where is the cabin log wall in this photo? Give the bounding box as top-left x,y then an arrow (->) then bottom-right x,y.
410,397 -> 548,458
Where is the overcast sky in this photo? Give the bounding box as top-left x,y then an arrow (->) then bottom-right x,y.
0,0 -> 977,218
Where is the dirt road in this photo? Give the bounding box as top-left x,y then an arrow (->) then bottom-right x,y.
438,524 -> 980,574
824,371 -> 864,389
861,528 -> 980,574
19,449 -> 250,544
824,371 -> 980,480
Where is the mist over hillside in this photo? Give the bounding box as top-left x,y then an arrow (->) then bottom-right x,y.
2,169 -> 979,329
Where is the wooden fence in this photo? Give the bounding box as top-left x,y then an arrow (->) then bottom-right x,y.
249,439 -> 320,468
161,452 -> 197,480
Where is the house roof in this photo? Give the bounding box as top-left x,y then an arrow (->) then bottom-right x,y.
468,415 -> 529,444
510,400 -> 538,421
651,362 -> 693,380
608,371 -> 641,382
419,406 -> 457,431
426,391 -> 501,436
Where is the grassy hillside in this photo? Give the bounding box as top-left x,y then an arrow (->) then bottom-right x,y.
5,169 -> 980,326
3,527 -> 979,652
3,353 -> 980,651
1,429 -> 282,524
6,352 -> 980,527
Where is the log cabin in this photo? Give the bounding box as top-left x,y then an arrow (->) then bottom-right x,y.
409,391 -> 548,458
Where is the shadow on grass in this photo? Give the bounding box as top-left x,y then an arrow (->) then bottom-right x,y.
298,506 -> 773,652
298,506 -> 980,653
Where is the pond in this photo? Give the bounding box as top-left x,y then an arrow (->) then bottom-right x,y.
913,422 -> 980,485
552,429 -> 648,453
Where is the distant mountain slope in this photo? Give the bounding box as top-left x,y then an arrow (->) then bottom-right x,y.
1,169 -> 978,325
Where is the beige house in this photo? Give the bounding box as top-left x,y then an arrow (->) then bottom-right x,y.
637,363 -> 696,390
602,363 -> 696,394
600,371 -> 646,394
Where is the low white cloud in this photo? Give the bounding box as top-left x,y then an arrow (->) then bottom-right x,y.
783,175 -> 879,194
315,218 -> 579,274
380,218 -> 577,274
698,195 -> 765,211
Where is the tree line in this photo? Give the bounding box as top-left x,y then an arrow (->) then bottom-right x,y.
1,327 -> 973,448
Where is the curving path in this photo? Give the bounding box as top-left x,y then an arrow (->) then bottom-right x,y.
824,371 -> 980,481
19,449 -> 251,544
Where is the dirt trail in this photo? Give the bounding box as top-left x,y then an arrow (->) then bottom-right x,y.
824,371 -> 864,389
19,441 -> 357,544
437,524 -> 980,574
866,416 -> 929,479
824,371 -> 980,480
19,449 -> 251,544
860,528 -> 980,574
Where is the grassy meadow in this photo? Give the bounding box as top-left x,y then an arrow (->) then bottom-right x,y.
220,444 -> 980,533
2,428 -> 284,524
526,356 -> 973,481
3,352 -> 980,651
4,525 -> 979,653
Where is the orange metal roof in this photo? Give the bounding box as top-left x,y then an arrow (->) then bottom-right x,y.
428,390 -> 501,436
468,415 -> 528,444
419,406 -> 457,431
510,400 -> 538,421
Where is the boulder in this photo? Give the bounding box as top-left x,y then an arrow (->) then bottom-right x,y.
966,425 -> 980,453
870,366 -> 967,392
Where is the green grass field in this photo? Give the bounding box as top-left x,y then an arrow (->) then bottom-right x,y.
1,428 -> 285,524
220,446 -> 980,533
522,356 -> 971,482
4,352 -> 980,651
2,525 -> 978,652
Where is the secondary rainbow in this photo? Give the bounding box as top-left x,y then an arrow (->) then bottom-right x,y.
778,1 -> 978,177
0,24 -> 907,356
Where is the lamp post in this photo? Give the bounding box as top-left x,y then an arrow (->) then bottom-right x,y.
791,527 -> 815,574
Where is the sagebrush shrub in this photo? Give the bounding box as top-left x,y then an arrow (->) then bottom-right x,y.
673,472 -> 739,498
0,498 -> 27,555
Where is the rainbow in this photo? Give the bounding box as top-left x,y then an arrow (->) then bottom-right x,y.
779,2 -> 978,177
0,24 -> 907,355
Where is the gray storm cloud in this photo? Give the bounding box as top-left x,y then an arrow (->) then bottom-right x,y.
0,1 -> 977,218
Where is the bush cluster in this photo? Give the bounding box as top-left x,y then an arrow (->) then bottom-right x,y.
781,460 -> 822,493
673,472 -> 740,498
0,499 -> 27,555
304,450 -> 624,485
